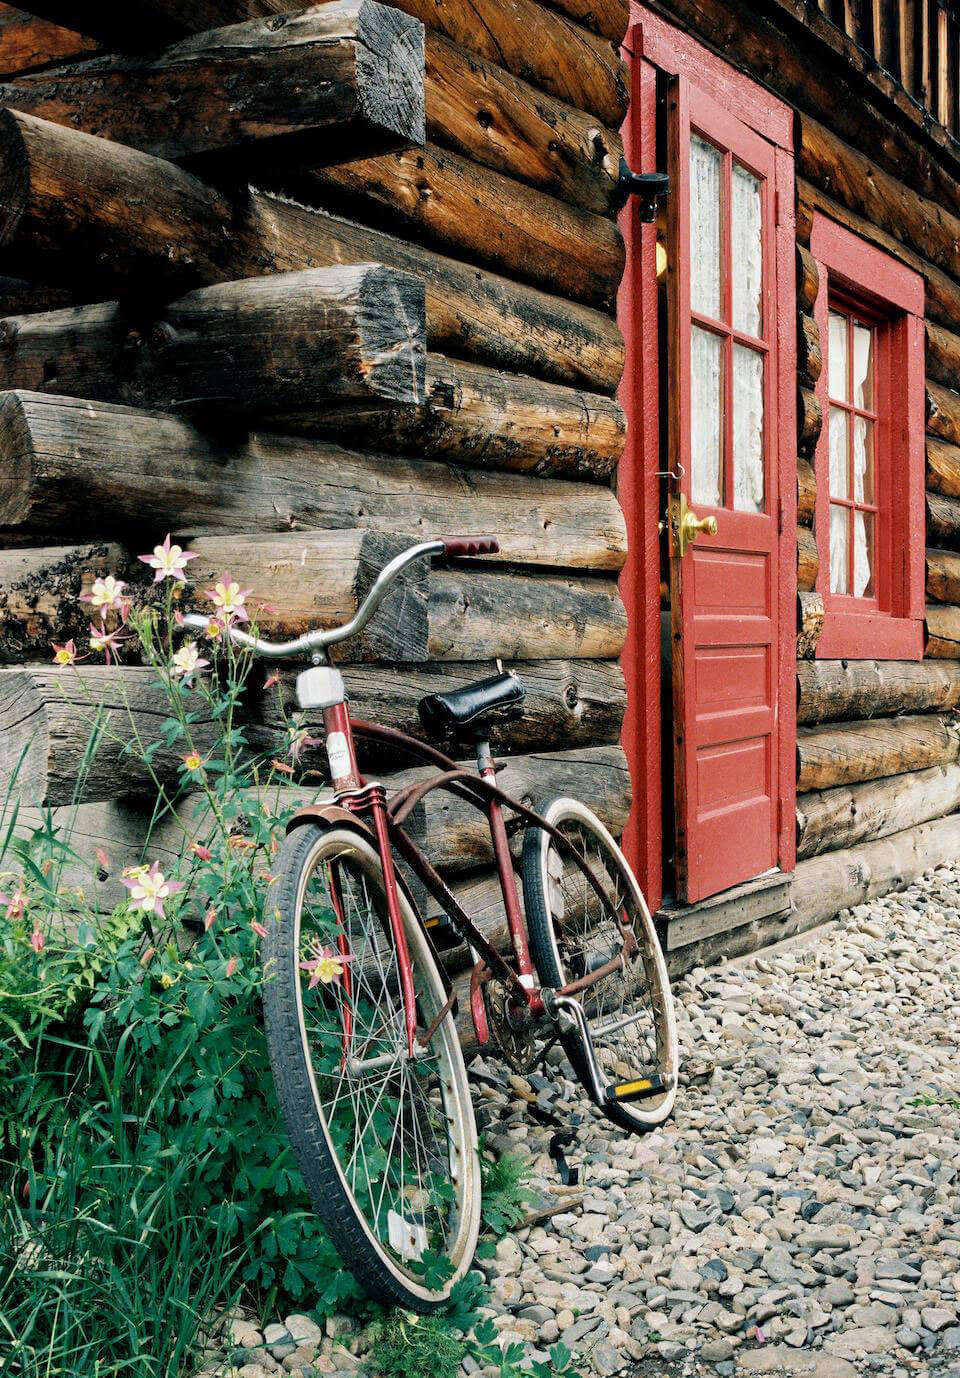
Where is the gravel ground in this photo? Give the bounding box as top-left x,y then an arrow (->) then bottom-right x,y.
204,863 -> 960,1378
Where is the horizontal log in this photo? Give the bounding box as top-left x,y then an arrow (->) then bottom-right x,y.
0,542 -> 127,661
926,603 -> 960,658
797,457 -> 816,526
0,1 -> 427,165
797,244 -> 819,314
796,762 -> 960,861
0,5 -> 97,76
0,264 -> 428,413
926,321 -> 960,391
534,0 -> 627,42
797,590 -> 823,660
285,353 -> 625,480
797,658 -> 960,724
0,111 -> 622,392
796,713 -> 960,792
792,813 -> 960,929
295,143 -> 624,309
0,392 -> 627,568
798,385 -> 821,457
927,491 -> 960,548
928,380 -> 960,447
799,114 -> 960,293
797,312 -> 822,385
927,438 -> 960,498
797,525 -> 818,592
927,547 -> 960,604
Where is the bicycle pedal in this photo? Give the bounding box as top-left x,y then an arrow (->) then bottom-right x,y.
604,1072 -> 673,1104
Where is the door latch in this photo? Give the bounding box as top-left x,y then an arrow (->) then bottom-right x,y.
669,492 -> 718,558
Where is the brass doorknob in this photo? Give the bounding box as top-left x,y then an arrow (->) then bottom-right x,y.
672,492 -> 718,558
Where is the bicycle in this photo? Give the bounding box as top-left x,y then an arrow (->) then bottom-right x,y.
184,537 -> 677,1313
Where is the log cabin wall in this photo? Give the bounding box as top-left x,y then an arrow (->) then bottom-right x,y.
646,0 -> 960,951
0,0 -> 634,933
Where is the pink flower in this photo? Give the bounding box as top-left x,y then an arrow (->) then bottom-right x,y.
140,945 -> 156,967
264,673 -> 281,689
190,843 -> 213,862
227,836 -> 255,851
225,957 -> 238,978
139,535 -> 198,584
121,862 -> 185,918
0,887 -> 25,920
299,942 -> 352,989
288,726 -> 321,765
51,639 -> 81,666
203,907 -> 217,931
250,920 -> 268,939
30,927 -> 44,954
205,574 -> 251,626
88,621 -> 131,666
80,575 -> 128,619
171,642 -> 209,680
95,848 -> 110,872
271,759 -> 294,775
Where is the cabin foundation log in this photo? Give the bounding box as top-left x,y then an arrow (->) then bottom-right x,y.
796,713 -> 960,792
796,762 -> 960,860
797,658 -> 960,723
0,112 -> 623,393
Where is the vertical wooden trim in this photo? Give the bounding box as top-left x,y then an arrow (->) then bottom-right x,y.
775,144 -> 797,876
618,37 -> 663,911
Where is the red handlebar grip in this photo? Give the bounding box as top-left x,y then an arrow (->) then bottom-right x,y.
442,536 -> 500,557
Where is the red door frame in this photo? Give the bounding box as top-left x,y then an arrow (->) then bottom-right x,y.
618,5 -> 797,906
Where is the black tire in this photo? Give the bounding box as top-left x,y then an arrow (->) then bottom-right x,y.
262,821 -> 480,1312
522,797 -> 678,1134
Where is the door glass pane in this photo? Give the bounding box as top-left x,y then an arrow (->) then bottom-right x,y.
828,312 -> 849,401
829,407 -> 850,499
853,510 -> 875,597
731,163 -> 762,337
830,505 -> 850,594
853,323 -> 874,410
732,342 -> 764,512
853,416 -> 874,503
690,324 -> 724,507
690,135 -> 722,320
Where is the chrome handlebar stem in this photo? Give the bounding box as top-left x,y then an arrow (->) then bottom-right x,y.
181,539 -> 445,661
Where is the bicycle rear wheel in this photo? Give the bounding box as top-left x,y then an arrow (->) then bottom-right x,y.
263,822 -> 480,1311
522,798 -> 678,1133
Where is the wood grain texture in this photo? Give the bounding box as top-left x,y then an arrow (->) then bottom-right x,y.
926,320 -> 960,390
927,547 -> 960,603
927,491 -> 960,549
797,524 -> 819,592
0,392 -> 627,570
797,456 -> 816,526
0,4 -> 97,76
927,438 -> 960,497
927,380 -> 960,447
797,658 -> 960,724
797,312 -> 822,384
0,111 -> 622,392
926,602 -> 960,657
797,243 -> 819,313
294,143 -> 624,309
798,385 -> 822,457
0,542 -> 127,661
796,762 -> 960,860
797,713 -> 960,792
797,590 -> 824,659
0,1 -> 427,164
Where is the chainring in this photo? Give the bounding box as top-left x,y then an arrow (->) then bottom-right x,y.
483,977 -> 538,1074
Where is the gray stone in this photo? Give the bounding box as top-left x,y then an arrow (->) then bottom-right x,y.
700,1338 -> 734,1362
737,1346 -> 857,1375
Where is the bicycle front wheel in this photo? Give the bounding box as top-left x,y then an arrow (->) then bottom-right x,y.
263,822 -> 480,1311
522,798 -> 678,1133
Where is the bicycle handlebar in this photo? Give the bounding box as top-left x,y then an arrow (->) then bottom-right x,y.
181,535 -> 499,661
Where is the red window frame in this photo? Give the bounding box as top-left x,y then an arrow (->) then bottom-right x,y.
811,214 -> 925,660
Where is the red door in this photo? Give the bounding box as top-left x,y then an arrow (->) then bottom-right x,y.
667,78 -> 792,903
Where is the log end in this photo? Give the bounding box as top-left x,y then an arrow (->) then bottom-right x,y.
357,263 -> 426,404
0,389 -> 35,528
0,666 -> 48,805
0,107 -> 31,251
356,1 -> 426,151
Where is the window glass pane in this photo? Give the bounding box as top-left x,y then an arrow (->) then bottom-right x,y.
853,322 -> 874,410
690,325 -> 724,507
830,505 -> 850,594
732,342 -> 764,512
731,163 -> 762,337
828,312 -> 849,401
829,406 -> 849,499
853,416 -> 874,503
690,135 -> 722,320
853,510 -> 875,597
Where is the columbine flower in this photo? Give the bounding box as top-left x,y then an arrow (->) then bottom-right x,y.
225,957 -> 238,978
190,843 -> 212,862
121,862 -> 185,918
299,942 -> 353,989
171,642 -> 209,679
51,639 -> 80,666
0,888 -> 25,920
264,673 -> 281,690
288,726 -> 321,765
30,927 -> 43,955
250,920 -> 268,939
205,574 -> 251,625
203,907 -> 217,931
227,836 -> 255,851
181,752 -> 204,773
140,535 -> 197,584
271,759 -> 294,776
140,946 -> 156,966
88,622 -> 131,666
80,575 -> 128,619
95,848 -> 110,872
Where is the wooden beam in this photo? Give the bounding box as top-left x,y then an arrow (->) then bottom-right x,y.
797,244 -> 820,313
0,4 -> 98,76
926,602 -> 960,657
0,542 -> 127,663
927,546 -> 960,603
797,525 -> 819,592
798,385 -> 822,457
927,490 -> 960,548
927,437 -> 960,497
0,1 -> 427,166
797,712 -> 960,792
797,761 -> 960,860
927,380 -> 960,447
797,657 -> 960,723
0,111 -> 622,392
797,590 -> 824,659
293,143 -> 624,310
797,456 -> 816,526
926,319 -> 960,390
797,312 -> 822,385
0,393 -> 627,570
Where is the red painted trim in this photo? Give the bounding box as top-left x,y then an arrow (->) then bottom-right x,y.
628,3 -> 793,151
810,212 -> 925,661
775,145 -> 797,874
617,36 -> 662,912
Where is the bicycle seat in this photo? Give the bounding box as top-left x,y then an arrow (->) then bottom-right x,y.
418,671 -> 525,738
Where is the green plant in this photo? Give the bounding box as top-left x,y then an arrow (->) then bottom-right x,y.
480,1147 -> 538,1238
908,1090 -> 960,1110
